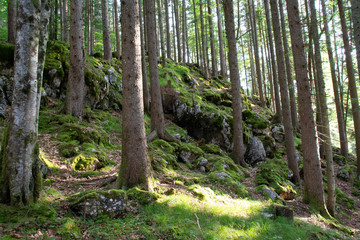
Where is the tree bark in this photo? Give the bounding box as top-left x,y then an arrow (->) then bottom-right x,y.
286,0 -> 327,215
337,0 -> 360,177
114,0 -> 121,60
223,0 -> 246,167
8,0 -> 17,43
118,0 -> 151,190
264,0 -> 281,117
192,0 -> 200,65
216,0 -> 227,78
65,0 -> 85,118
0,0 -> 50,206
351,0 -> 360,79
102,0 -> 112,61
157,0 -> 166,66
182,0 -> 186,62
165,0 -> 171,59
270,0 -> 300,184
61,0 -> 68,43
174,0 -> 182,62
200,0 -> 209,78
207,0 -> 218,77
321,0 -> 348,159
139,1 -> 150,113
279,0 -> 297,129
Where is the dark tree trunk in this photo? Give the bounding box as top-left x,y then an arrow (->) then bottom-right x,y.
351,0 -> 360,78
118,0 -> 151,190
174,0 -> 182,62
114,0 -> 121,60
102,0 -> 112,61
66,0 -> 85,117
0,0 -> 50,206
157,0 -> 166,66
216,0 -> 227,78
8,0 -> 17,43
61,0 -> 68,43
182,0 -> 186,62
223,0 -> 246,167
200,0 -> 209,78
286,0 -> 327,215
207,0 -> 218,77
192,0 -> 200,65
165,0 -> 171,59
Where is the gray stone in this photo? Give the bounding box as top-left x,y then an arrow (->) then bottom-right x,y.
199,158 -> 208,166
245,137 -> 266,166
337,167 -> 350,182
216,172 -> 229,180
70,190 -> 127,219
272,125 -> 285,142
178,150 -> 199,164
0,88 -> 7,117
262,187 -> 279,200
199,166 -> 206,173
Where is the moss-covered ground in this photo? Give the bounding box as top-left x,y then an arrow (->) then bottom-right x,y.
0,44 -> 359,239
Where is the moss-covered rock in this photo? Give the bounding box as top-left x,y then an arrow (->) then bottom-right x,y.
0,42 -> 15,64
256,158 -> 297,197
60,218 -> 81,239
243,109 -> 269,129
71,152 -> 109,171
127,187 -> 159,204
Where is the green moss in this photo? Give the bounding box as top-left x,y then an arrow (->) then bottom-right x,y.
60,217 -> 81,239
179,143 -> 204,156
256,158 -> 296,195
150,139 -> 177,154
0,42 -> 15,63
71,152 -> 109,171
188,184 -> 215,200
336,188 -> 354,209
242,109 -> 269,129
58,142 -> 79,158
200,144 -> 221,155
127,187 -> 159,204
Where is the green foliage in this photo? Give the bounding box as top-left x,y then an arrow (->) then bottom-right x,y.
59,218 -> 81,239
336,188 -> 354,209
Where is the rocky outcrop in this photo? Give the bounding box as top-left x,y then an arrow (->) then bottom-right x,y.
245,137 -> 266,165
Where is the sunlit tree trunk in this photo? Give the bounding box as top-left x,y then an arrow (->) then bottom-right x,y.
223,0 -> 246,167
338,0 -> 360,177
286,0 -> 327,215
102,0 -> 112,61
114,0 -> 121,60
216,0 -> 227,78
200,0 -> 209,78
192,0 -> 200,65
174,0 -> 182,62
118,0 -> 151,190
0,0 -> 50,206
207,0 -> 218,77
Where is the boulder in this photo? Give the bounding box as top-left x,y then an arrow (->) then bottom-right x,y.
245,137 -> 266,166
216,172 -> 229,180
262,187 -> 280,201
178,150 -> 198,164
70,190 -> 127,219
271,125 -> 285,142
198,158 -> 208,166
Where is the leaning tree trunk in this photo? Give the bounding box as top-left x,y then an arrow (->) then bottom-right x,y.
338,0 -> 360,177
223,0 -> 246,167
216,0 -> 227,78
118,0 -> 151,190
269,0 -> 300,184
65,0 -> 85,117
7,0 -> 17,43
207,0 -> 218,77
286,0 -> 327,215
0,0 -> 50,206
114,0 -> 121,60
102,0 -> 112,61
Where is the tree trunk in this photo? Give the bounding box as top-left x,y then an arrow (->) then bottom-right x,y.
139,1 -> 150,113
286,0 -> 327,215
157,0 -> 166,66
351,0 -> 360,78
337,0 -> 360,177
118,0 -> 151,190
321,0 -> 348,159
249,0 -> 264,106
182,0 -> 186,62
146,0 -> 172,141
216,0 -> 227,78
174,0 -> 182,62
165,0 -> 171,59
114,0 -> 121,60
0,0 -> 50,206
270,0 -> 300,184
89,0 -> 94,55
264,0 -> 281,117
61,0 -> 68,43
279,0 -> 297,129
8,0 -> 17,43
200,0 -> 209,78
192,0 -> 200,65
66,0 -> 85,117
207,0 -> 218,77
172,2 -> 177,61
102,0 -> 112,61
223,0 -> 246,167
